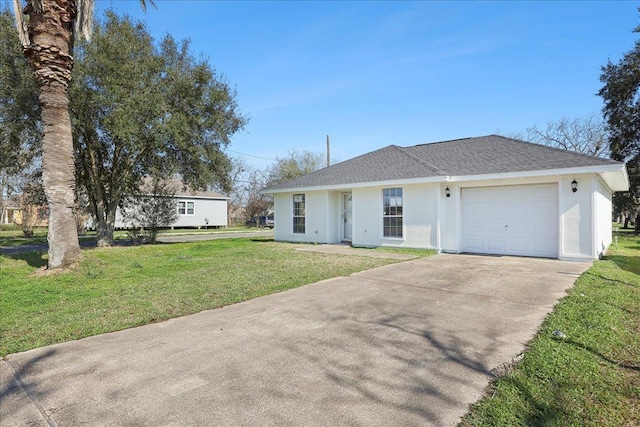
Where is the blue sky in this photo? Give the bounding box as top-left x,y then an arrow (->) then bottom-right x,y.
96,1 -> 638,169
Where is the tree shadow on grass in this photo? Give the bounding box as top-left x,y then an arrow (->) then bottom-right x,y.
563,339 -> 640,372
586,269 -> 640,287
483,375 -> 566,427
250,237 -> 275,243
2,251 -> 47,269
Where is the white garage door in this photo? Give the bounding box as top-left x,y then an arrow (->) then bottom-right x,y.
462,184 -> 558,258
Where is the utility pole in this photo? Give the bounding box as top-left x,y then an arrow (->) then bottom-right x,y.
326,134 -> 330,167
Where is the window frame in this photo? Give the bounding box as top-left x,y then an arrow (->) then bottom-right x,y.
292,193 -> 306,234
177,200 -> 195,216
382,187 -> 403,238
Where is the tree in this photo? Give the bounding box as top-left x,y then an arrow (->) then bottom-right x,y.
522,114 -> 609,158
71,12 -> 246,245
226,157 -> 254,225
235,150 -> 326,222
243,168 -> 273,221
599,18 -> 640,233
17,167 -> 45,237
119,177 -> 177,244
266,150 -> 325,185
12,0 -> 153,269
0,7 -> 40,229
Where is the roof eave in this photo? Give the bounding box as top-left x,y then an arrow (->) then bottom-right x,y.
449,164 -> 629,192
262,176 -> 447,194
174,194 -> 230,200
262,164 -> 629,194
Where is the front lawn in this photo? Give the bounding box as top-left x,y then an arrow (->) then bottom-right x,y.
460,233 -> 640,426
0,238 -> 431,356
0,226 -> 263,247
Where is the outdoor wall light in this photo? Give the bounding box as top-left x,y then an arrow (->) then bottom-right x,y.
571,179 -> 578,193
445,187 -> 451,198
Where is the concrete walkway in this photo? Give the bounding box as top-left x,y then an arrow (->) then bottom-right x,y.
1,254 -> 590,426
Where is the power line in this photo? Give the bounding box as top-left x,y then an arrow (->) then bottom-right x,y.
226,149 -> 277,162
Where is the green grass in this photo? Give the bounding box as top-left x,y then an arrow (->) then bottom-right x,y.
0,226 -> 265,247
0,226 -> 49,245
0,237 -> 429,356
460,233 -> 640,426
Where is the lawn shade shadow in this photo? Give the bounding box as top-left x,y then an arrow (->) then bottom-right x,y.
249,238 -> 275,243
603,255 -> 640,276
499,375 -> 566,426
3,251 -> 47,269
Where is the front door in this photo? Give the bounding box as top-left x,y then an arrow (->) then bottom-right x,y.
343,193 -> 353,241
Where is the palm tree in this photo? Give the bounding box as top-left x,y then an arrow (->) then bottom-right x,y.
12,0 -> 152,269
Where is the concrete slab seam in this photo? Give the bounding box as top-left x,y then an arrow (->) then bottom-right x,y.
3,359 -> 57,427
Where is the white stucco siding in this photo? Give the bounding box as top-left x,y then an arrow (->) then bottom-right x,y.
559,174 -> 593,260
273,191 -> 330,243
401,185 -> 438,248
273,193 -> 291,242
593,177 -> 613,258
352,188 -> 380,246
350,184 -> 438,249
305,192 -> 330,242
441,184 -> 460,253
327,191 -> 341,243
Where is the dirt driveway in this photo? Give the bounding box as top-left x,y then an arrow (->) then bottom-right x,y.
1,253 -> 590,426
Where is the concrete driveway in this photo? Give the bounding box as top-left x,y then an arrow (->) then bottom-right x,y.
1,253 -> 590,426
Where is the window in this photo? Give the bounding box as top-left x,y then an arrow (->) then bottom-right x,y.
177,200 -> 195,215
383,188 -> 403,237
292,193 -> 305,234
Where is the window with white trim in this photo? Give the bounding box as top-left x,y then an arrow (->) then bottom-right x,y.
292,194 -> 305,234
177,200 -> 195,215
383,188 -> 403,237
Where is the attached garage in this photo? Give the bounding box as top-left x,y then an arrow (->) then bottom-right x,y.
265,135 -> 630,261
462,184 -> 558,258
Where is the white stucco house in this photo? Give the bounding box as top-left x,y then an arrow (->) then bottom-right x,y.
263,135 -> 629,261
114,186 -> 229,229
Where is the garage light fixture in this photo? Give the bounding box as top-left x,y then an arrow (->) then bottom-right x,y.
571,179 -> 578,193
445,187 -> 451,198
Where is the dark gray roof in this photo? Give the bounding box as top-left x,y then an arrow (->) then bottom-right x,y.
265,135 -> 622,191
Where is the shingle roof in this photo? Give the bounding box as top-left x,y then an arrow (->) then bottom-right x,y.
140,177 -> 229,199
265,135 -> 622,191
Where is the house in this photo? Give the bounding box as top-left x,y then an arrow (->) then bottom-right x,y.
114,185 -> 229,229
1,195 -> 48,228
263,135 -> 629,261
1,195 -> 21,225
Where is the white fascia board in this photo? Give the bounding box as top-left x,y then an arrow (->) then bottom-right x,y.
449,164 -> 629,190
263,164 -> 629,195
173,195 -> 230,200
262,176 -> 447,194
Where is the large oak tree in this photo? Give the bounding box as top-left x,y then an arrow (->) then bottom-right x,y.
599,18 -> 640,229
71,12 -> 246,245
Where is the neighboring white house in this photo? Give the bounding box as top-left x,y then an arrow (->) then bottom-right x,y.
263,135 -> 629,261
114,186 -> 229,229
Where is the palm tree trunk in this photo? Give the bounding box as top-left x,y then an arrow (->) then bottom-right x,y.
22,0 -> 81,269
40,84 -> 81,267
